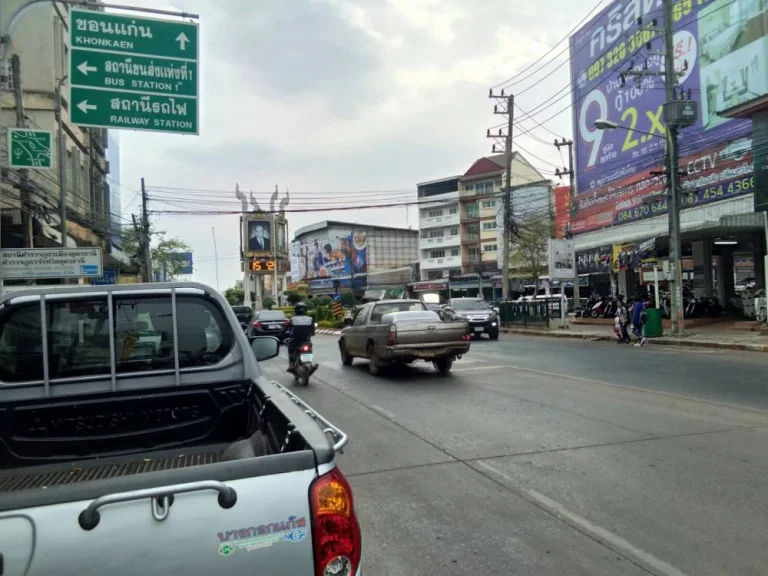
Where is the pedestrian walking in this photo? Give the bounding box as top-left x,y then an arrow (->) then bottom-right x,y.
632,294 -> 647,347
615,294 -> 630,344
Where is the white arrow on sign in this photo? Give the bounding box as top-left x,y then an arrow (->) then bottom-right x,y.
176,32 -> 189,50
77,100 -> 97,114
76,61 -> 97,75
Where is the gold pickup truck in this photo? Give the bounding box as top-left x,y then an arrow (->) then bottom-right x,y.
338,300 -> 470,376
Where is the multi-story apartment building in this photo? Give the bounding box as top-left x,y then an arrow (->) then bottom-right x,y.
459,153 -> 545,275
0,0 -> 127,277
416,175 -> 461,281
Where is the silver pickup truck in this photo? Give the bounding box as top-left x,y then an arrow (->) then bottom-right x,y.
338,300 -> 470,375
0,282 -> 361,576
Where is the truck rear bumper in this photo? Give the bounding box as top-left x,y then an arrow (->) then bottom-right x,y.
382,343 -> 470,361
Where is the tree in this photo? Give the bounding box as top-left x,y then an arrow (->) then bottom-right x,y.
339,291 -> 357,308
285,290 -> 302,305
224,287 -> 244,305
262,297 -> 276,310
510,214 -> 552,290
122,223 -> 191,280
316,295 -> 332,307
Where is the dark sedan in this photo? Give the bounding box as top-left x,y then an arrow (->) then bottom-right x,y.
247,310 -> 289,340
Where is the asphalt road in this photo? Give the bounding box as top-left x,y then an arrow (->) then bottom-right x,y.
259,334 -> 768,575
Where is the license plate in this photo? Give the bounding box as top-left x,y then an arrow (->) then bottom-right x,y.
269,324 -> 279,329
473,327 -> 484,332
300,353 -> 314,362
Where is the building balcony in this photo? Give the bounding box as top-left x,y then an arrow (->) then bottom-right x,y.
461,233 -> 480,245
462,255 -> 480,265
419,234 -> 460,250
419,211 -> 460,230
420,254 -> 462,270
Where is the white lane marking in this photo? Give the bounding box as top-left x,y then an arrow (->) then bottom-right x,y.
451,365 -> 508,373
370,404 -> 395,419
476,461 -> 689,576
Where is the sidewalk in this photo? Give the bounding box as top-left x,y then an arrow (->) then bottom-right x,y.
501,320 -> 768,353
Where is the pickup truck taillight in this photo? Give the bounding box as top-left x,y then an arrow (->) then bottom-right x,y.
386,325 -> 397,346
310,467 -> 362,576
462,334 -> 471,341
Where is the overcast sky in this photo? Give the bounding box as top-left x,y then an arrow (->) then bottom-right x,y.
116,0 -> 592,290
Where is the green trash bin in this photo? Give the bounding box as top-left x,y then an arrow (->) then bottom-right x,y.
644,308 -> 663,338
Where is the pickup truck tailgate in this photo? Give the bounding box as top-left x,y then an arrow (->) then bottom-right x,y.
0,467 -> 317,576
393,319 -> 468,346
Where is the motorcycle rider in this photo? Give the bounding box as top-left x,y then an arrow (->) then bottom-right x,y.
286,302 -> 316,374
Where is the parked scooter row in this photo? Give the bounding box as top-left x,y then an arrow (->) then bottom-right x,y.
656,289 -> 722,319
576,290 -> 722,320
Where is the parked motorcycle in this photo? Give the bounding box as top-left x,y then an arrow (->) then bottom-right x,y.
286,338 -> 318,387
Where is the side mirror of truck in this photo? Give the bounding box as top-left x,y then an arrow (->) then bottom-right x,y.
251,336 -> 280,361
343,317 -> 353,326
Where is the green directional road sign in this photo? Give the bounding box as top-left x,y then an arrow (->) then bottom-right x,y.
69,9 -> 198,135
70,87 -> 198,133
8,129 -> 53,169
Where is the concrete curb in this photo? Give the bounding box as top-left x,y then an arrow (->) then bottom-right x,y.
500,328 -> 768,353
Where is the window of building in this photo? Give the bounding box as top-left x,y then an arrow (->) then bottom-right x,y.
427,270 -> 444,280
468,247 -> 479,257
449,207 -> 458,215
450,248 -> 460,256
450,228 -> 458,236
494,179 -> 502,188
420,232 -> 428,239
465,184 -> 474,194
484,244 -> 498,252
482,221 -> 497,230
429,230 -> 444,238
482,199 -> 496,209
466,203 -> 479,218
428,209 -> 443,218
430,250 -> 445,259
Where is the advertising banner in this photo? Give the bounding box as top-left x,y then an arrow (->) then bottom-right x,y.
548,239 -> 576,280
612,237 -> 657,272
553,185 -> 571,238
570,0 -> 765,233
576,244 -> 613,275
296,232 -> 368,281
2,248 -> 102,279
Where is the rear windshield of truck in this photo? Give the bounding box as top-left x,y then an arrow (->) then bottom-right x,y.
370,302 -> 426,324
0,294 -> 235,382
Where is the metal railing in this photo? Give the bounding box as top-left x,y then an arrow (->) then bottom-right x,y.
496,300 -> 552,328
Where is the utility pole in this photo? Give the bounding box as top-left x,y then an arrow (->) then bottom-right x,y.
55,76 -> 68,250
488,89 -> 515,300
662,0 -> 684,337
141,177 -> 151,282
11,54 -> 32,249
555,137 -> 577,305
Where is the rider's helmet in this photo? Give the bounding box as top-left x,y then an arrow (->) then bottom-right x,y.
294,302 -> 308,316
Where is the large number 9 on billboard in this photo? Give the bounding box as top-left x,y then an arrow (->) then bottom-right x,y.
579,89 -> 609,169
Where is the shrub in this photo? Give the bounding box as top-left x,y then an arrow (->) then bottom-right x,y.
262,297 -> 276,310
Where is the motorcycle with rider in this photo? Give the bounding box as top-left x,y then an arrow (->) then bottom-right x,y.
285,302 -> 319,386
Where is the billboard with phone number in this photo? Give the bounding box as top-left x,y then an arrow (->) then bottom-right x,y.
569,0 -> 766,234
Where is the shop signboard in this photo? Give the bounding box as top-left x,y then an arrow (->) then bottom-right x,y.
89,267 -> 117,285
411,280 -> 448,292
553,185 -> 571,239
576,245 -> 612,275
754,110 -> 768,212
2,248 -> 102,279
570,0 -> 764,233
548,239 -> 576,280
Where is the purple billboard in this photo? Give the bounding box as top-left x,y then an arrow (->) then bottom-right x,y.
569,0 -> 766,233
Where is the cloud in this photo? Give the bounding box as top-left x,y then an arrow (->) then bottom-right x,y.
116,0 -> 586,290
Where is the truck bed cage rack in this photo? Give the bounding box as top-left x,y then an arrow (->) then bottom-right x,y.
272,381 -> 348,454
